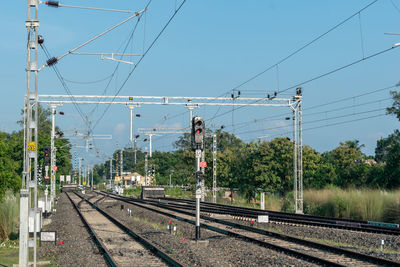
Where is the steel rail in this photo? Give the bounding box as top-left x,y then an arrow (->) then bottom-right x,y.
98,191 -> 400,267
73,192 -> 185,267
158,197 -> 400,235
65,192 -> 117,267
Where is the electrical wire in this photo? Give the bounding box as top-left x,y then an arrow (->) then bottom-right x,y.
221,0 -> 378,94
40,43 -> 93,133
220,84 -> 397,131
206,45 -> 398,124
247,113 -> 387,142
236,107 -> 386,136
92,0 -> 187,132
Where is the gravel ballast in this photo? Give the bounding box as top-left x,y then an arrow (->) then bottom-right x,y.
38,193 -> 107,267
96,194 -> 319,267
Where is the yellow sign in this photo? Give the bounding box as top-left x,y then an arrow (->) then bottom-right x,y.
83,182 -> 86,185
27,142 -> 37,151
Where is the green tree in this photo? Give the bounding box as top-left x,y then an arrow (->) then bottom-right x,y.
323,140 -> 366,187
0,132 -> 20,201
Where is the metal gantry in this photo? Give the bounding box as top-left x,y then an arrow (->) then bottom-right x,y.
38,93 -> 304,212
138,128 -> 190,157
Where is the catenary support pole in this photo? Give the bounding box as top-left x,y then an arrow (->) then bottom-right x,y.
134,136 -> 137,166
109,158 -> 113,188
213,132 -> 217,204
145,147 -> 148,186
21,1 -> 39,265
293,106 -> 298,213
120,149 -> 123,176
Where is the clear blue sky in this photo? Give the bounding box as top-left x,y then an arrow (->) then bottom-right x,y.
1,0 -> 400,165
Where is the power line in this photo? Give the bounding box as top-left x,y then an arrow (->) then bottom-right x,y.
221,84 -> 396,132
236,107 -> 387,136
207,46 -> 398,123
249,113 -> 387,142
228,0 -> 378,92
92,0 -> 187,131
278,46 -> 399,94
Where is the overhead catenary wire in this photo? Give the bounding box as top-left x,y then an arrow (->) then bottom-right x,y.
220,84 -> 398,131
92,0 -> 187,132
250,113 -> 387,143
217,0 -> 378,95
207,0 -> 381,123
237,107 -> 387,137
206,45 -> 399,124
40,43 -> 93,133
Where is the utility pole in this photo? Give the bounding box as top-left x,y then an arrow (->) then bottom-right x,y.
169,170 -> 174,188
144,147 -> 148,186
78,158 -> 83,185
291,87 -> 303,214
74,143 -> 77,184
20,1 -> 39,265
120,149 -> 123,175
109,158 -> 113,188
50,104 -> 61,202
134,135 -> 138,166
213,132 -> 217,203
91,167 -> 94,190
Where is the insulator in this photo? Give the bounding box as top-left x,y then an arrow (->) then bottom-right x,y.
296,87 -> 302,96
238,91 -> 241,96
231,93 -> 234,98
38,35 -> 44,44
274,91 -> 277,97
267,94 -> 270,99
45,1 -> 59,7
46,57 -> 58,66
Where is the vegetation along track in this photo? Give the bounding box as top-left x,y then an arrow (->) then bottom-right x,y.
153,197 -> 400,235
97,191 -> 400,266
66,192 -> 184,267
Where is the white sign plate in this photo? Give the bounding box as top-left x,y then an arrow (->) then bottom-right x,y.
258,215 -> 269,223
40,231 -> 56,242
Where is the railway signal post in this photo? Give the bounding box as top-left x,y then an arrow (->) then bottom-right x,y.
192,116 -> 205,239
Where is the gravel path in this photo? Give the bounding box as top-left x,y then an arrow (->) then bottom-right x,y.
38,193 -> 107,267
95,193 -> 319,267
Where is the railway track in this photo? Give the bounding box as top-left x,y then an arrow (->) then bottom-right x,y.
151,196 -> 400,236
65,192 -> 184,267
96,191 -> 400,267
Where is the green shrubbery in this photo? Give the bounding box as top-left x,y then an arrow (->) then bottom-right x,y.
303,188 -> 400,223
0,192 -> 18,241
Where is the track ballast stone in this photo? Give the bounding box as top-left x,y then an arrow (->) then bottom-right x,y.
97,195 -> 319,267
38,193 -> 107,267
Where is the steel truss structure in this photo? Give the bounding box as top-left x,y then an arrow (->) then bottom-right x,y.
37,93 -> 303,213
21,1 -> 40,265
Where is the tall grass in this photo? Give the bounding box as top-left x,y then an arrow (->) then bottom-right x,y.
0,192 -> 19,241
304,188 -> 400,223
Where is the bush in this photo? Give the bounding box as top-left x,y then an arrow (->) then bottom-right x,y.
304,188 -> 400,221
0,192 -> 18,241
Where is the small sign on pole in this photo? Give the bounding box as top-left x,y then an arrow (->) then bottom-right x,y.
66,175 -> 71,183
27,141 -> 37,151
60,175 -> 65,182
53,166 -> 58,171
200,162 -> 207,168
